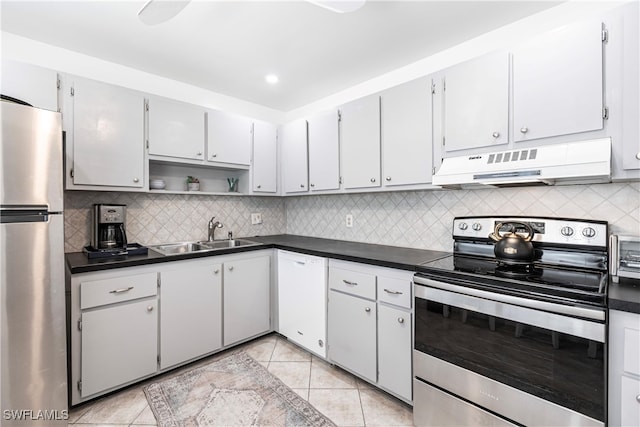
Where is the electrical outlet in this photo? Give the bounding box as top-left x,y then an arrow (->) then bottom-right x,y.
251,213 -> 262,225
345,214 -> 353,228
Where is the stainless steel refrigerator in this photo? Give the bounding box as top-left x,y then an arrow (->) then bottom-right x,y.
1,101 -> 67,425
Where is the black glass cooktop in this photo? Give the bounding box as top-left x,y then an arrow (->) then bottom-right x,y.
416,254 -> 607,308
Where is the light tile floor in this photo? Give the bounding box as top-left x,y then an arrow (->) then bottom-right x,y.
68,333 -> 414,427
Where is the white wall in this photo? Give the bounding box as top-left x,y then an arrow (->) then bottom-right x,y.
285,0 -> 629,121
0,32 -> 285,123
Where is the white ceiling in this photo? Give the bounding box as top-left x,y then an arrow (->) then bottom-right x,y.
0,1 -> 562,111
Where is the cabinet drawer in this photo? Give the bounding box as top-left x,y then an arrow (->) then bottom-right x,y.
81,272 -> 157,309
624,326 -> 640,376
377,275 -> 412,309
329,267 -> 376,300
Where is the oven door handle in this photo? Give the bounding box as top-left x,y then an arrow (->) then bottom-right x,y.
414,276 -> 605,342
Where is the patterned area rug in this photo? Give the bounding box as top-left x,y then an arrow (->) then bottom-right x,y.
143,351 -> 336,427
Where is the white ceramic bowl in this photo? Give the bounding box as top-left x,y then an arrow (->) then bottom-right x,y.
149,179 -> 166,190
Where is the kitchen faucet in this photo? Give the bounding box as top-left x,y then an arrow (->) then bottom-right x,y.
207,216 -> 223,241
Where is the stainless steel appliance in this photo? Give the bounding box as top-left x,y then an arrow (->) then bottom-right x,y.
610,234 -> 640,282
413,216 -> 608,427
1,101 -> 67,425
91,204 -> 127,251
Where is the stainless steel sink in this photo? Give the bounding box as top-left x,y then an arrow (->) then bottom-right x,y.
149,239 -> 258,256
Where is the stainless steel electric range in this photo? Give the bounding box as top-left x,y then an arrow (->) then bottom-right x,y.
413,216 -> 608,427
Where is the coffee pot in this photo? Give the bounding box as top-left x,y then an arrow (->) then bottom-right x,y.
91,204 -> 128,251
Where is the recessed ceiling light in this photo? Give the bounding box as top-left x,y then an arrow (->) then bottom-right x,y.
265,74 -> 279,84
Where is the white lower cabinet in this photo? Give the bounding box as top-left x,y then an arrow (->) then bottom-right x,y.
223,254 -> 271,346
609,308 -> 640,426
277,250 -> 327,357
159,262 -> 222,370
377,303 -> 412,400
327,259 -> 413,402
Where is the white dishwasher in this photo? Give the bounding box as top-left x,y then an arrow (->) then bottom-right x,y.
277,250 -> 327,358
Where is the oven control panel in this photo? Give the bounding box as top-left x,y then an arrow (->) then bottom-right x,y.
453,216 -> 607,248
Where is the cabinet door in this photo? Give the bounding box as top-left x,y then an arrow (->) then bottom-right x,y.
223,255 -> 271,346
308,110 -> 340,191
252,121 -> 278,193
442,52 -> 509,153
381,77 -> 433,185
340,95 -> 381,189
377,304 -> 412,400
72,77 -> 145,188
160,264 -> 222,369
281,119 -> 309,193
621,376 -> 640,427
328,290 -> 376,382
512,20 -> 604,142
1,59 -> 58,111
207,110 -> 252,165
277,251 -> 327,358
148,96 -> 205,161
81,299 -> 157,397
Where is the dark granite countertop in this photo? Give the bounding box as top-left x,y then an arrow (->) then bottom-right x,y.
66,234 -> 451,275
608,277 -> 640,314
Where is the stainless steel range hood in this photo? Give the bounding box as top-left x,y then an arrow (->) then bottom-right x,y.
432,138 -> 611,188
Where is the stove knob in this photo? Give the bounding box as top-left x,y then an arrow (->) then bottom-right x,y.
560,226 -> 574,237
458,222 -> 468,231
582,227 -> 597,238
472,223 -> 482,231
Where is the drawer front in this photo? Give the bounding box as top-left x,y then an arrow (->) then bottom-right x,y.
378,275 -> 412,309
81,272 -> 157,309
329,267 -> 376,299
624,326 -> 640,376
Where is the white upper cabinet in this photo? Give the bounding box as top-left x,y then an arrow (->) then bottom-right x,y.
308,110 -> 340,192
281,119 -> 309,194
512,20 -> 604,142
252,120 -> 278,193
340,95 -> 381,189
147,96 -> 205,161
381,77 -> 434,186
442,52 -> 509,154
207,110 -> 252,166
69,76 -> 145,189
1,59 -> 58,112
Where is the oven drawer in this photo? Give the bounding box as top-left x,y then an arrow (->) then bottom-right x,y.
413,378 -> 516,427
329,267 -> 376,300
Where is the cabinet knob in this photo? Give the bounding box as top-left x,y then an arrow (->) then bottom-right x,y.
133,178 -> 139,183
310,183 -> 315,187
211,153 -> 217,158
492,131 -> 500,138
385,176 -> 391,181
636,394 -> 640,404
365,307 -> 371,313
300,184 -> 305,188
147,305 -> 154,312
398,317 -> 405,324
257,184 -> 262,189
214,269 -> 219,274
228,266 -> 234,271
196,152 -> 202,156
370,178 -> 376,183
636,152 -> 640,160
520,127 -> 529,134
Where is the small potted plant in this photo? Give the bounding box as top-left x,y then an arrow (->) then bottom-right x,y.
186,176 -> 200,191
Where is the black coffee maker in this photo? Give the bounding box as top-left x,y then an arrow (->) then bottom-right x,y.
91,204 -> 128,251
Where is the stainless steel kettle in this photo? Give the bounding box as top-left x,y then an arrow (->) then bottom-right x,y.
489,222 -> 535,264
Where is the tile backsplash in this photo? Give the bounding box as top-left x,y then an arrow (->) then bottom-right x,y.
64,182 -> 640,253
64,191 -> 286,252
285,182 -> 640,252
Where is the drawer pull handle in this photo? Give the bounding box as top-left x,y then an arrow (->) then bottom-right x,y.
398,317 -> 405,324
295,261 -> 306,266
110,286 -> 134,294
383,289 -> 403,295
343,280 -> 358,286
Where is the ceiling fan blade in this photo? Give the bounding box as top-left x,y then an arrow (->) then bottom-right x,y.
307,0 -> 366,14
137,0 -> 191,25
